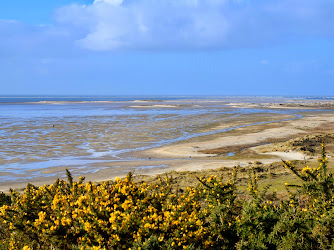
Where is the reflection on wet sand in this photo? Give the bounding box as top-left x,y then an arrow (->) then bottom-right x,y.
0,98 -> 333,191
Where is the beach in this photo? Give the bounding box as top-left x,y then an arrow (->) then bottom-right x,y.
0,97 -> 333,191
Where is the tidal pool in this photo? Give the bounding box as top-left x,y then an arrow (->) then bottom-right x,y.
0,99 -> 313,182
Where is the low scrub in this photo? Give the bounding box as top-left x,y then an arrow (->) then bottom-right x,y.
1,144 -> 334,249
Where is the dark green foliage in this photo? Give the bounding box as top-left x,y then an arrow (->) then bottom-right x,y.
2,144 -> 334,249
0,192 -> 11,206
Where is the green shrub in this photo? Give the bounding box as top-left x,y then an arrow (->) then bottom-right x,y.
1,144 -> 334,249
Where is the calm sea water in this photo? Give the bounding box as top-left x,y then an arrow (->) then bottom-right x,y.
0,95 -> 210,103
0,95 -> 330,183
1,95 -> 333,103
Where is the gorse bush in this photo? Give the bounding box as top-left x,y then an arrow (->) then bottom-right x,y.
1,144 -> 334,249
0,171 -> 220,249
235,143 -> 334,249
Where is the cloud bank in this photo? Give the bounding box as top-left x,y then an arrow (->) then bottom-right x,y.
51,0 -> 334,51
1,0 -> 334,53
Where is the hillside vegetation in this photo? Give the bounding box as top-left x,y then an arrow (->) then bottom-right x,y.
1,144 -> 334,249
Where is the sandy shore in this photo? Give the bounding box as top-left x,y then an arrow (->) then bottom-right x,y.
138,112 -> 334,172
1,100 -> 333,192
146,114 -> 334,157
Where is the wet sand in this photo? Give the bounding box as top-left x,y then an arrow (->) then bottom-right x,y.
0,99 -> 333,191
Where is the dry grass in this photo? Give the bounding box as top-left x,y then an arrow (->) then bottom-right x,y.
133,151 -> 334,200
259,133 -> 334,156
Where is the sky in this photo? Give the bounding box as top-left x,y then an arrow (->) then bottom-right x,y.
1,0 -> 334,96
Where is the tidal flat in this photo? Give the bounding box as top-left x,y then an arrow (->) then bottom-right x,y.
0,97 -> 333,191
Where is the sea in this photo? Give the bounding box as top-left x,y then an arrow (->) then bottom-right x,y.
0,95 -> 332,184
1,95 -> 333,103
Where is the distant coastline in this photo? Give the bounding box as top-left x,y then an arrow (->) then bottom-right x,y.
1,95 -> 334,104
0,97 -> 333,191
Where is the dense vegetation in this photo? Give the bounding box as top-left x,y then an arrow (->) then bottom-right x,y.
1,144 -> 334,249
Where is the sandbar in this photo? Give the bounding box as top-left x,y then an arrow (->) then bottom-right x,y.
0,99 -> 333,192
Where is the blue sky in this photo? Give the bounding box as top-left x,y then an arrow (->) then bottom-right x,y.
1,0 -> 334,96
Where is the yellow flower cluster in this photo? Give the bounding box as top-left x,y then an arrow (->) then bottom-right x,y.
0,172 -> 222,249
1,148 -> 333,249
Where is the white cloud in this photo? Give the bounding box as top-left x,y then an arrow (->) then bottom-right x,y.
54,0 -> 233,50
93,0 -> 123,6
51,0 -> 334,51
2,0 -> 334,53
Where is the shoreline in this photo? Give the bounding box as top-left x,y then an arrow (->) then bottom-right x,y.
0,100 -> 333,192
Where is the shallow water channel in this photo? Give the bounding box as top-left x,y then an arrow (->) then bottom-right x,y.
0,100 -> 311,182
